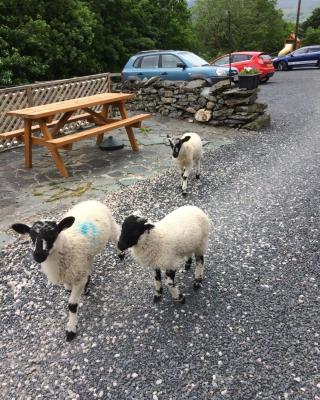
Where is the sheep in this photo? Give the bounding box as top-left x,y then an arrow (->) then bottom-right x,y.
167,132 -> 203,196
11,200 -> 122,342
117,205 -> 209,303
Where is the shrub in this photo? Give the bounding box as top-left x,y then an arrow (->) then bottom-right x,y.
239,67 -> 260,75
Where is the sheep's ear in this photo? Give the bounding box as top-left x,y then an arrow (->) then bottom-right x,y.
181,135 -> 191,143
11,223 -> 30,235
167,135 -> 174,148
58,216 -> 75,232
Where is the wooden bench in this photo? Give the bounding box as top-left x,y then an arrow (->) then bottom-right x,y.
47,114 -> 150,147
0,113 -> 91,141
6,92 -> 151,177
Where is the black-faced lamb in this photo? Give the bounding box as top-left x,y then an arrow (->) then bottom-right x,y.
167,132 -> 203,196
117,205 -> 209,303
11,200 -> 122,341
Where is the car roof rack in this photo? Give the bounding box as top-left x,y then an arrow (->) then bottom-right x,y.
135,50 -> 175,54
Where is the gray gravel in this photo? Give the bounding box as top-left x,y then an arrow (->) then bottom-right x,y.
1,69 -> 320,399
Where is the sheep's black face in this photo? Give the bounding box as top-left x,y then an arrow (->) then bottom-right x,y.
11,217 -> 75,263
172,139 -> 182,158
29,221 -> 60,263
118,215 -> 154,251
167,135 -> 191,158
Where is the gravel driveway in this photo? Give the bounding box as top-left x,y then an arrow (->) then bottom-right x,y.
1,69 -> 320,400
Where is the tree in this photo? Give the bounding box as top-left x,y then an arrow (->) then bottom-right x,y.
192,0 -> 291,59
301,7 -> 320,46
302,27 -> 320,46
302,7 -> 320,30
87,0 -> 197,72
0,0 -> 98,85
0,0 -> 197,85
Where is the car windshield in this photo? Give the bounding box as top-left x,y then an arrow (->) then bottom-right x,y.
179,52 -> 210,67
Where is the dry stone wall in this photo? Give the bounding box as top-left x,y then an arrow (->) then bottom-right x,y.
113,77 -> 271,131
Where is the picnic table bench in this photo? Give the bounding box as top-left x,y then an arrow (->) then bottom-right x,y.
1,92 -> 151,177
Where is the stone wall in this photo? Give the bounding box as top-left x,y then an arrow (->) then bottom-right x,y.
112,77 -> 270,130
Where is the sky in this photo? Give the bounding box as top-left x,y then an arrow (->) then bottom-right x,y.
187,0 -> 318,20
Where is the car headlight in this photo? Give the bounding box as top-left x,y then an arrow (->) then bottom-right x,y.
216,69 -> 227,76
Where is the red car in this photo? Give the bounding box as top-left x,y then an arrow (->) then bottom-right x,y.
211,51 -> 275,83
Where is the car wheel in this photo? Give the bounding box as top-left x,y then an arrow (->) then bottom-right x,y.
277,61 -> 288,71
317,60 -> 320,68
259,77 -> 269,83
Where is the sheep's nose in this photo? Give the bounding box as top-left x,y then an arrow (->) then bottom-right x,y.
117,241 -> 126,251
33,252 -> 47,263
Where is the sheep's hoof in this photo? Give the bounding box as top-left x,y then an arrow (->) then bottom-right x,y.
84,288 -> 90,296
193,280 -> 202,291
177,294 -> 185,304
118,252 -> 125,261
66,330 -> 77,342
182,191 -> 187,197
153,295 -> 162,303
196,174 -> 200,180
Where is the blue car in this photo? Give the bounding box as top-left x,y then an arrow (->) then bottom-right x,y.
121,50 -> 238,84
273,45 -> 320,71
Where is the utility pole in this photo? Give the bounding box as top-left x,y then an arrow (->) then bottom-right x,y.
294,0 -> 302,50
227,10 -> 232,84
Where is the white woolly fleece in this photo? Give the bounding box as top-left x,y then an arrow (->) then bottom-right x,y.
41,200 -> 119,286
175,132 -> 203,170
132,205 -> 209,270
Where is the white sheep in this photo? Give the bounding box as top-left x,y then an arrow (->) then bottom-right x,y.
167,132 -> 203,196
118,205 -> 209,303
11,200 -> 122,341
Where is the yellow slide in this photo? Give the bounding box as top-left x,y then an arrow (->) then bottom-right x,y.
278,43 -> 294,57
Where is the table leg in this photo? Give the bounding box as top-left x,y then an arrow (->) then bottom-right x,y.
39,120 -> 69,177
96,104 -> 109,145
49,111 -> 74,151
24,119 -> 32,168
117,102 -> 139,151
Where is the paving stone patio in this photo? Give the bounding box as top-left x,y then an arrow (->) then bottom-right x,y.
0,113 -> 251,248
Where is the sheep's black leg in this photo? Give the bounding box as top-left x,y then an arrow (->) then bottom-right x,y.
196,159 -> 201,179
165,269 -> 185,304
185,257 -> 192,271
153,269 -> 163,303
84,275 -> 91,296
180,169 -> 184,189
182,167 -> 191,196
66,281 -> 86,342
194,255 -> 204,290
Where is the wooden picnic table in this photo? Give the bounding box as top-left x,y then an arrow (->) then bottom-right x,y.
4,92 -> 151,177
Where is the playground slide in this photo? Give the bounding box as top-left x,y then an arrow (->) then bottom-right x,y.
278,43 -> 294,57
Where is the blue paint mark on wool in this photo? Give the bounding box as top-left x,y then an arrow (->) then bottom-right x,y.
77,222 -> 98,241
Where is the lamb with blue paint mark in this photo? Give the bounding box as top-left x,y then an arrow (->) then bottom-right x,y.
118,205 -> 209,304
11,200 -> 121,342
167,132 -> 203,196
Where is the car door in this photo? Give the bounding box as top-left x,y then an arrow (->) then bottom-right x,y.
306,47 -> 320,66
159,54 -> 189,80
136,54 -> 160,79
287,48 -> 309,68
